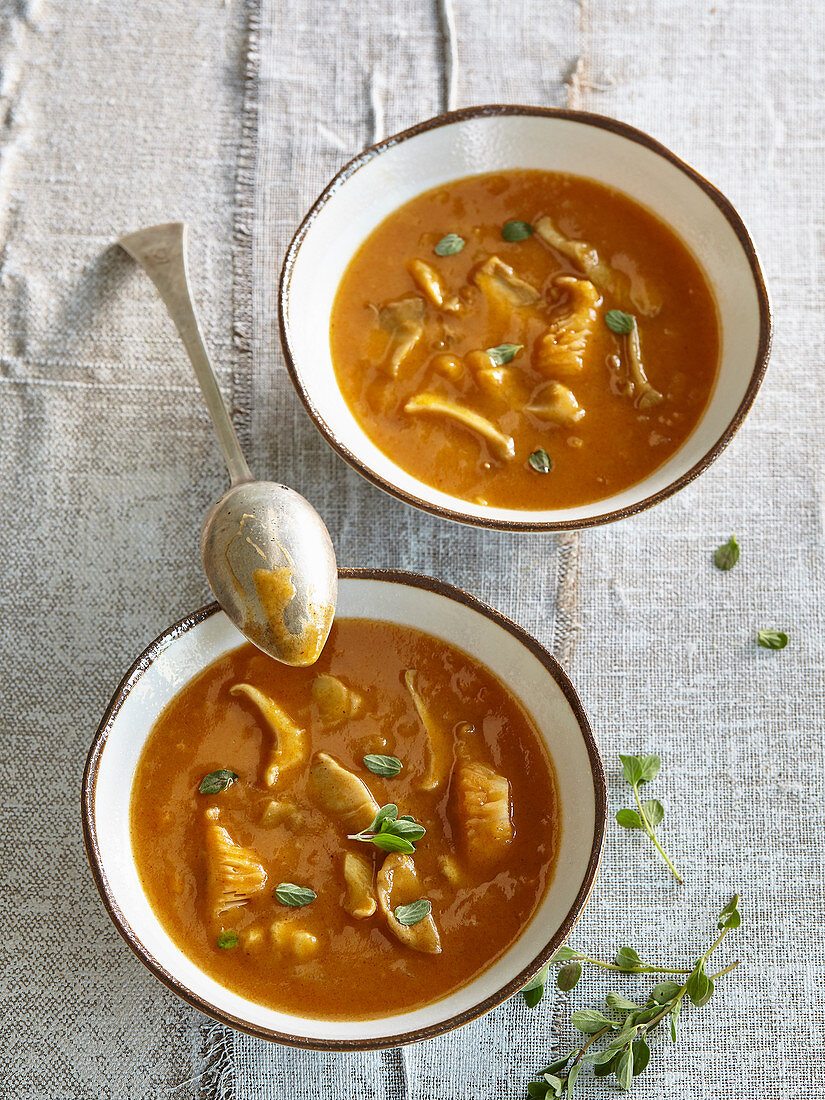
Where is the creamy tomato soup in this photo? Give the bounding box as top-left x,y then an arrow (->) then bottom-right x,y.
130,619 -> 560,1019
330,170 -> 720,509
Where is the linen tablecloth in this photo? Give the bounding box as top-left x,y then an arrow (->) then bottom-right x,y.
1,1 -> 823,1097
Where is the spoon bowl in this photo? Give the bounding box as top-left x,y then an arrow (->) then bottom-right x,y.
119,221 -> 337,665
201,480 -> 336,666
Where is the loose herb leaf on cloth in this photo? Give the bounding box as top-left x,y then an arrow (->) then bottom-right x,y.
528,896 -> 742,1094
616,754 -> 682,883
348,803 -> 426,854
363,754 -> 403,777
757,629 -> 788,650
434,233 -> 465,255
198,768 -> 238,795
714,535 -> 740,571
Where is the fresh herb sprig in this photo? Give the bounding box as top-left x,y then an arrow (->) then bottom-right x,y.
615,755 -> 682,883
525,896 -> 742,1097
348,804 -> 426,854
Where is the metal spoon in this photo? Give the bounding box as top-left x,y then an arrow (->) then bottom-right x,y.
119,222 -> 337,666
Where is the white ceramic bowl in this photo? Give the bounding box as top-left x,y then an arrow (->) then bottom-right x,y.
83,570 -> 606,1049
280,106 -> 771,531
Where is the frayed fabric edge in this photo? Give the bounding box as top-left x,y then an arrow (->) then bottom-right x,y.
196,1021 -> 236,1100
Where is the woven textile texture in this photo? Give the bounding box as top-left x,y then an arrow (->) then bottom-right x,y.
1,0 -> 824,1097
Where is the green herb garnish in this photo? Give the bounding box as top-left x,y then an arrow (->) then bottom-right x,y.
757,629 -> 788,650
528,449 -> 553,474
363,754 -> 403,778
525,897 -> 742,1096
486,343 -> 523,365
502,219 -> 534,241
615,754 -> 682,883
198,768 -> 239,795
605,309 -> 635,335
434,233 -> 465,256
275,883 -> 317,907
217,930 -> 239,949
348,804 -> 426,854
394,899 -> 432,926
714,535 -> 740,571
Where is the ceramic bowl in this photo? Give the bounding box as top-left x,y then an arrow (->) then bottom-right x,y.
83,569 -> 606,1050
280,106 -> 771,531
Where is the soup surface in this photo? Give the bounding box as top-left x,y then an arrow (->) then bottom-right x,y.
330,170 -> 720,510
131,618 -> 560,1019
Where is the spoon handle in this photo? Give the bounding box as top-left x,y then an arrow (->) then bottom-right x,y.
118,222 -> 252,486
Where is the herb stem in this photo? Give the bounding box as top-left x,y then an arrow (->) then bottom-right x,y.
708,959 -> 741,980
569,952 -> 692,976
570,1025 -> 615,1070
633,782 -> 683,883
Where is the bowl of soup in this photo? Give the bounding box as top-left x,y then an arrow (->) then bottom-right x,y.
280,107 -> 771,529
83,569 -> 605,1049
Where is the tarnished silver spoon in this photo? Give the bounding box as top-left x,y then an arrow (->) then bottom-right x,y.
119,222 -> 337,666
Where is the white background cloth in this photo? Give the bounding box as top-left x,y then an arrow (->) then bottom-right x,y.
1,0 -> 823,1097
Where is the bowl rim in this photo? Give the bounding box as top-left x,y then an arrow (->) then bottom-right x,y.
81,567 -> 607,1050
279,104 -> 772,532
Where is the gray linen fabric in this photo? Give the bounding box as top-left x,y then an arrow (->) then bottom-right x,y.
1,0 -> 824,1097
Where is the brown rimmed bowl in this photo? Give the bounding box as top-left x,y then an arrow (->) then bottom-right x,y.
82,569 -> 606,1050
279,105 -> 771,531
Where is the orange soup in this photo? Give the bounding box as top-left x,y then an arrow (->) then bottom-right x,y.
330,170 -> 720,509
130,619 -> 560,1019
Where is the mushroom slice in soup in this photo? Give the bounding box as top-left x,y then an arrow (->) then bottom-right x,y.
311,673 -> 363,727
307,751 -> 380,832
526,380 -> 586,426
404,393 -> 515,461
472,255 -> 541,309
451,758 -> 513,868
229,683 -> 306,788
533,276 -> 601,377
403,669 -> 454,791
407,259 -> 461,312
204,808 -> 268,920
342,851 -> 377,919
377,853 -> 441,955
626,323 -> 663,409
534,216 -> 619,294
377,297 -> 426,377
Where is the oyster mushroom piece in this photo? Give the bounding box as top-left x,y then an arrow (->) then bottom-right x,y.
229,683 -> 306,788
472,255 -> 541,308
204,808 -> 268,921
342,851 -> 377,919
407,259 -> 461,312
377,853 -> 441,954
307,751 -> 380,833
451,759 -> 513,868
626,323 -> 663,409
403,670 -> 453,791
311,673 -> 363,727
534,216 -> 618,293
404,393 -> 515,461
377,297 -> 426,377
533,276 -> 601,377
527,380 -> 586,426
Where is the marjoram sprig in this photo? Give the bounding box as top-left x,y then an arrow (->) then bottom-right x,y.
522,895 -> 741,1097
615,754 -> 682,883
